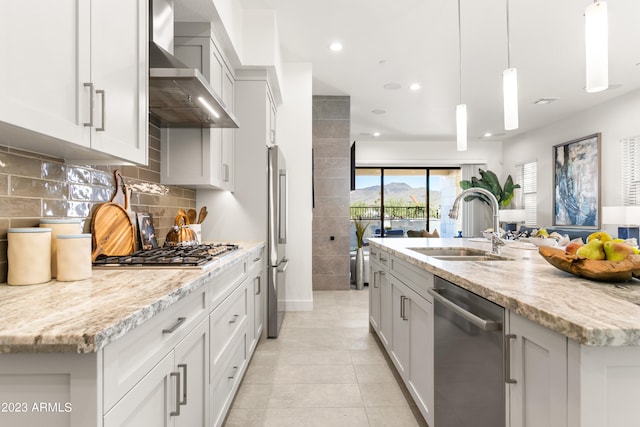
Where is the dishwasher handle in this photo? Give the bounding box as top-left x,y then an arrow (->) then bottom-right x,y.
428,288 -> 502,332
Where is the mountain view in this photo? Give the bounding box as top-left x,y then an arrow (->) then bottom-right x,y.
350,182 -> 440,207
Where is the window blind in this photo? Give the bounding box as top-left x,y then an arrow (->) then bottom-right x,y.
515,161 -> 537,226
622,136 -> 640,206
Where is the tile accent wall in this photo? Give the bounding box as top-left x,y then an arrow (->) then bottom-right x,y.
0,124 -> 196,283
312,96 -> 351,290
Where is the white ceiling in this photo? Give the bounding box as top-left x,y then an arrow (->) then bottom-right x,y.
238,0 -> 640,143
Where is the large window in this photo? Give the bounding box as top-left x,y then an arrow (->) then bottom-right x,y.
350,167 -> 460,247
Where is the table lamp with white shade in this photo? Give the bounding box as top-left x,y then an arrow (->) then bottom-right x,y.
499,209 -> 526,233
602,206 -> 640,240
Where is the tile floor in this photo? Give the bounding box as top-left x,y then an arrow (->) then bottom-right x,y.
223,287 -> 428,427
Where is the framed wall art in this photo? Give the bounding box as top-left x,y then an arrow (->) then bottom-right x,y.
552,133 -> 601,228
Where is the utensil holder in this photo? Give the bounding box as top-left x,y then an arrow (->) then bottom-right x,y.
8,228 -> 52,285
56,234 -> 92,281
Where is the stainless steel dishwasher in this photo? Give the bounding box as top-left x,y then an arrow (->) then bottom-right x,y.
428,276 -> 506,427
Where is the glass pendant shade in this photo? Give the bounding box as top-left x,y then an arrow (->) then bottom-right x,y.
503,68 -> 519,130
585,1 -> 608,93
456,104 -> 467,151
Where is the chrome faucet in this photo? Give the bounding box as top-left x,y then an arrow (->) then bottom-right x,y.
448,187 -> 504,254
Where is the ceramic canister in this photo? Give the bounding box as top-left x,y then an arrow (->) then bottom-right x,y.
7,228 -> 52,286
56,234 -> 92,282
40,218 -> 83,278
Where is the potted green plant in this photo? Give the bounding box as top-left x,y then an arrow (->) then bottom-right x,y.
460,168 -> 521,208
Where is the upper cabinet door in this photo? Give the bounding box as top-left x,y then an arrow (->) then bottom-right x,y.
0,0 -> 91,147
90,0 -> 148,165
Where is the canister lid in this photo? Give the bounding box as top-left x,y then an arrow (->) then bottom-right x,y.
8,227 -> 52,233
56,234 -> 92,239
39,218 -> 82,224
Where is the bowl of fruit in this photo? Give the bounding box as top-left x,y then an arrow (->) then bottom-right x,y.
538,231 -> 640,282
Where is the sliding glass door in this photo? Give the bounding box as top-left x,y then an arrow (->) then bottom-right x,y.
350,167 -> 460,246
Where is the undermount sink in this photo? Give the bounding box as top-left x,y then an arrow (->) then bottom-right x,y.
408,247 -> 514,261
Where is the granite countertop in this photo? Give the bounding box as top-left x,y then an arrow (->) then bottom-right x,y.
0,241 -> 264,354
368,237 -> 640,347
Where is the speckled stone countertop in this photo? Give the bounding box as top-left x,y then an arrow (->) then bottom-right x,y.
369,237 -> 640,347
0,242 -> 264,354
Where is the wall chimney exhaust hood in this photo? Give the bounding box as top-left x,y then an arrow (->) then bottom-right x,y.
148,0 -> 239,128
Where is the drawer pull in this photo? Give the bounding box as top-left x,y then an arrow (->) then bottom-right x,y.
253,257 -> 261,262
162,317 -> 186,334
228,366 -> 238,380
255,276 -> 261,295
178,363 -> 188,405
380,257 -> 388,262
229,314 -> 239,324
170,371 -> 181,416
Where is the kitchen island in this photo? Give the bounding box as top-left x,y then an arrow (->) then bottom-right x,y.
368,237 -> 640,427
0,241 -> 265,427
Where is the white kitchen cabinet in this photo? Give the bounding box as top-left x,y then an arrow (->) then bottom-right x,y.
104,318 -> 209,427
247,250 -> 265,354
0,0 -> 148,165
508,311 -> 568,427
370,247 -> 434,427
162,23 -> 236,190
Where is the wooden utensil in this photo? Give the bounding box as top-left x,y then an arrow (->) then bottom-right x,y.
178,209 -> 189,224
197,206 -> 208,224
187,209 -> 197,225
110,170 -> 126,207
91,202 -> 136,262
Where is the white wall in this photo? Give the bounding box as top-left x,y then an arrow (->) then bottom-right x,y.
355,139 -> 503,175
503,89 -> 640,235
276,62 -> 313,311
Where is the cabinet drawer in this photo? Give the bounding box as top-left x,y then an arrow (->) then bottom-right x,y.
210,280 -> 248,371
211,332 -> 246,427
370,248 -> 390,268
211,257 -> 248,310
103,287 -> 207,412
390,255 -> 434,301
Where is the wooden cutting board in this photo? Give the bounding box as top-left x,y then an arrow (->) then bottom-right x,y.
91,202 -> 136,261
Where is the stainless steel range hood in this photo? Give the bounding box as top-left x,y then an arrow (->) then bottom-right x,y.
148,0 -> 238,128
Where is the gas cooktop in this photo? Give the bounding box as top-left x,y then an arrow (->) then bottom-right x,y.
93,243 -> 239,269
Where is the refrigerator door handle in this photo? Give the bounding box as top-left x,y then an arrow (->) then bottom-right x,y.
277,259 -> 289,272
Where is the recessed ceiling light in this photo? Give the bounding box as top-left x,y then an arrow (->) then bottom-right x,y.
533,97 -> 559,105
373,132 -> 381,137
329,42 -> 343,52
409,83 -> 421,91
371,109 -> 386,115
384,83 -> 401,90
484,132 -> 493,138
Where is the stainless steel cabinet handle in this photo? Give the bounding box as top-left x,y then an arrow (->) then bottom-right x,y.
373,271 -> 379,288
223,164 -> 230,182
380,257 -> 388,262
177,363 -> 188,405
229,314 -> 239,324
83,82 -> 94,127
162,317 -> 187,334
428,288 -> 502,331
170,372 -> 181,416
401,296 -> 409,321
96,89 -> 105,131
253,257 -> 261,262
255,276 -> 261,295
228,366 -> 238,380
371,250 -> 377,257
505,334 -> 517,384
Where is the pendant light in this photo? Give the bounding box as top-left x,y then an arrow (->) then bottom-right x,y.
456,0 -> 467,151
503,0 -> 519,130
585,1 -> 608,93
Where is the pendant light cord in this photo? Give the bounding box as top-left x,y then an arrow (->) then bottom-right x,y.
506,0 -> 511,68
458,0 -> 463,104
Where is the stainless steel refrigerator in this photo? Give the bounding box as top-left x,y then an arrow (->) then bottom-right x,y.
267,145 -> 288,338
